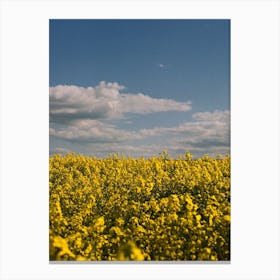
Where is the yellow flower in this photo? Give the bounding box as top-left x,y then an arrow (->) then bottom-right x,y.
49,152 -> 230,261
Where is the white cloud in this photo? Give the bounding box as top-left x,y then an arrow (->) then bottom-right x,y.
167,110 -> 230,155
132,110 -> 230,146
50,81 -> 192,124
83,143 -> 168,159
50,110 -> 230,157
50,119 -> 139,143
49,147 -> 72,155
192,110 -> 230,122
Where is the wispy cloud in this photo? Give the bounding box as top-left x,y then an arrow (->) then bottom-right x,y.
49,147 -> 72,155
158,63 -> 166,69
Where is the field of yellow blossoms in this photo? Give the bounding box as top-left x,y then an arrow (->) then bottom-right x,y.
49,152 -> 230,261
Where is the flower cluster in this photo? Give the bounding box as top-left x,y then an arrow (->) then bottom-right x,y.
49,152 -> 230,261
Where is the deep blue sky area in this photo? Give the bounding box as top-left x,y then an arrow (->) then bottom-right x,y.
49,19 -> 230,158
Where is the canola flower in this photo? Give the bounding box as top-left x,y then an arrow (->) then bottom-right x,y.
49,152 -> 230,261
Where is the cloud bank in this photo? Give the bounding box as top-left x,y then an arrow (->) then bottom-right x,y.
50,110 -> 229,157
50,81 -> 229,158
50,110 -> 229,144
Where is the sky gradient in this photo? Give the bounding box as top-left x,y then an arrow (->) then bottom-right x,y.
49,19 -> 230,158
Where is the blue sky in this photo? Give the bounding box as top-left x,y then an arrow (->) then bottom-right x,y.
50,19 -> 230,158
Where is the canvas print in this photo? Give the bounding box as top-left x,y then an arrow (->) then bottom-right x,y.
49,19 -> 230,261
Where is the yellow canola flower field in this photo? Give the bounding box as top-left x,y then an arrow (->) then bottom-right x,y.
49,152 -> 230,261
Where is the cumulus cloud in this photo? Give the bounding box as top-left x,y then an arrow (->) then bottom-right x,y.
172,110 -> 230,141
124,110 -> 229,146
50,110 -> 230,157
50,81 -> 192,124
50,119 -> 140,143
167,110 -> 229,153
49,79 -> 229,158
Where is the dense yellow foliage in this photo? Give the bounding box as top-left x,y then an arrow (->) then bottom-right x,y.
49,152 -> 230,261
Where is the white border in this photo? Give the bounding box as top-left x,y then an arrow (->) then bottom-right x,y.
0,0 -> 279,279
